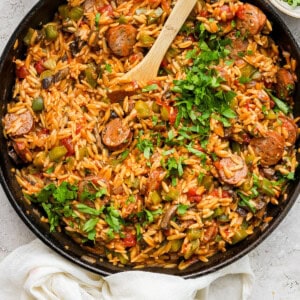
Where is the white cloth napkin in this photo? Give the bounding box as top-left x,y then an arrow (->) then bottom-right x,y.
0,239 -> 254,300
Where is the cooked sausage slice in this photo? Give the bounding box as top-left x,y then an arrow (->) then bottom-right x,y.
226,31 -> 249,60
218,154 -> 248,185
107,90 -> 135,103
83,0 -> 105,12
250,131 -> 285,166
203,221 -> 218,243
276,68 -> 295,99
147,168 -> 166,192
3,110 -> 34,137
161,205 -> 178,230
78,175 -> 110,201
101,118 -> 132,150
280,116 -> 298,145
236,3 -> 266,36
106,25 -> 137,57
13,141 -> 32,162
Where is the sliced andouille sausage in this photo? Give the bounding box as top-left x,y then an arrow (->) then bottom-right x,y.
250,131 -> 285,166
7,141 -> 23,165
147,168 -> 166,192
11,141 -> 32,163
83,0 -> 105,12
226,31 -> 249,60
161,205 -> 178,230
3,110 -> 34,137
236,3 -> 266,36
276,68 -> 295,99
78,175 -> 111,199
107,89 -> 136,103
279,116 -> 298,145
106,24 -> 137,57
203,221 -> 218,243
101,118 -> 132,151
218,154 -> 248,185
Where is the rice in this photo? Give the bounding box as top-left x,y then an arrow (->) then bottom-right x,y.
1,0 -> 299,271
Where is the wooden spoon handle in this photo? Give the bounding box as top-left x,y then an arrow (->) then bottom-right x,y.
123,0 -> 197,82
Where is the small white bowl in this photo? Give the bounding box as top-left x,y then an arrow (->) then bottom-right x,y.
269,0 -> 300,18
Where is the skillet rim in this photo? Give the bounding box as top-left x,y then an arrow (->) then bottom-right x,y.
0,0 -> 299,279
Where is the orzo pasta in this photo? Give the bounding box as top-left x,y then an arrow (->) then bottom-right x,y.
2,0 -> 299,270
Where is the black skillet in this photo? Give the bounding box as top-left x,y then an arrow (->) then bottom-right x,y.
0,0 -> 299,278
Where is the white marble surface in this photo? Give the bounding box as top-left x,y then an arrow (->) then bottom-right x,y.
0,1 -> 299,299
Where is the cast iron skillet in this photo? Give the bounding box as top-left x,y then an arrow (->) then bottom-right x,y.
0,0 -> 299,279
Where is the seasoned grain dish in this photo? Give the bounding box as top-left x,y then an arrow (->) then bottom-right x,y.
2,0 -> 299,270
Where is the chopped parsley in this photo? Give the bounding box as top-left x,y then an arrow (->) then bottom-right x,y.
265,89 -> 290,115
27,182 -> 78,232
172,24 -> 237,144
177,204 -> 189,215
137,133 -> 154,159
95,13 -> 101,28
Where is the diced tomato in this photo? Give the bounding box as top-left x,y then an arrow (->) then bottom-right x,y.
122,232 -> 136,248
155,97 -> 164,106
236,4 -> 245,19
270,99 -> 275,109
189,195 -> 203,203
61,137 -> 75,156
241,133 -> 251,144
210,189 -> 230,198
98,5 -> 113,17
167,106 -> 178,125
161,0 -> 171,13
200,10 -> 208,17
187,187 -> 198,197
16,66 -> 29,79
129,53 -> 143,64
214,161 -> 221,170
40,128 -> 49,135
187,187 -> 202,203
34,60 -> 45,75
245,103 -> 251,111
220,5 -> 235,20
160,57 -> 168,68
221,190 -> 231,198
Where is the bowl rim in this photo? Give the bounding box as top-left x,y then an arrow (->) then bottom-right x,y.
269,0 -> 300,18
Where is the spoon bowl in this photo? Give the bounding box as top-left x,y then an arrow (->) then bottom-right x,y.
122,0 -> 197,83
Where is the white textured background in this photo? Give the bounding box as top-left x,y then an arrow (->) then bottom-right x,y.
0,1 -> 299,299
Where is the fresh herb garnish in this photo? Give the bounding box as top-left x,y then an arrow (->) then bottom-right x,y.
76,203 -> 104,215
265,89 -> 290,115
177,204 -> 189,215
172,25 -> 237,144
95,13 -> 101,28
27,182 -> 78,232
105,63 -> 112,73
104,206 -> 124,238
137,132 -> 154,159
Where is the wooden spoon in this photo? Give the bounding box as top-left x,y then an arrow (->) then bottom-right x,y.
122,0 -> 197,83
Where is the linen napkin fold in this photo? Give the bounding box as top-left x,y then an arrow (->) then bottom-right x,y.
0,239 -> 254,300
